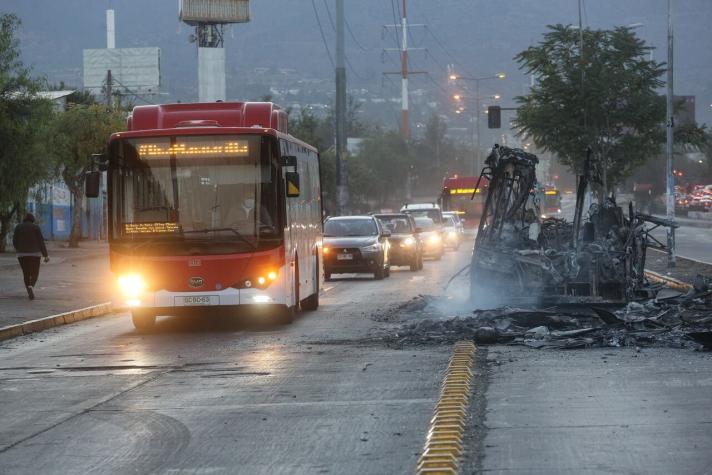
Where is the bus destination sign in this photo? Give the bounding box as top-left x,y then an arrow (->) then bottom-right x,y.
124,222 -> 180,234
137,140 -> 249,159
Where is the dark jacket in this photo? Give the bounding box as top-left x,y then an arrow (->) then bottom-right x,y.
12,221 -> 48,257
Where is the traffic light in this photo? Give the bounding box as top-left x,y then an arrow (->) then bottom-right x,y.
488,106 -> 501,128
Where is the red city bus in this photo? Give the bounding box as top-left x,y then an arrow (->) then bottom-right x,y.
440,175 -> 489,228
106,102 -> 322,329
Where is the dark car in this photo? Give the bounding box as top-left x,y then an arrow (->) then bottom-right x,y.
373,213 -> 423,271
323,216 -> 391,280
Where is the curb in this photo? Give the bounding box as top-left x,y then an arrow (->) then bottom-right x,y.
0,302 -> 124,343
644,270 -> 693,292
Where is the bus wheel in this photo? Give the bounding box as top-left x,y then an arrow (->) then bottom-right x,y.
301,259 -> 319,311
131,310 -> 156,331
275,305 -> 296,324
277,264 -> 300,324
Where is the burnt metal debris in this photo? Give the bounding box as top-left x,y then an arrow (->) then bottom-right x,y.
380,283 -> 712,350
470,145 -> 678,305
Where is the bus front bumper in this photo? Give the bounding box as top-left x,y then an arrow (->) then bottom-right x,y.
123,286 -> 287,310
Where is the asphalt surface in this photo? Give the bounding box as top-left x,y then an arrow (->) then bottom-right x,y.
0,251 -> 460,475
560,195 -> 712,264
2,243 -> 712,474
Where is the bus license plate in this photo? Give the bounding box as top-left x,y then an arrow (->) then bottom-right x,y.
177,295 -> 218,306
337,253 -> 353,260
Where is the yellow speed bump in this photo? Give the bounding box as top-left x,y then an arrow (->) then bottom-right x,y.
417,341 -> 476,475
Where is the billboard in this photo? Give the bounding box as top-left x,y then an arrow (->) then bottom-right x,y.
83,48 -> 160,94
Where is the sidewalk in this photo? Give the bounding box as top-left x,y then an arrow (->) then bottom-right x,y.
0,241 -> 114,329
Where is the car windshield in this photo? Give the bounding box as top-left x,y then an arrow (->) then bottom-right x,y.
376,216 -> 412,234
414,216 -> 436,231
404,208 -> 441,222
324,218 -> 378,237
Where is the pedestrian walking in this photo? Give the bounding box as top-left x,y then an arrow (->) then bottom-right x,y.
12,213 -> 49,300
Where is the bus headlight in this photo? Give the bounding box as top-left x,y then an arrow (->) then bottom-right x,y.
118,274 -> 145,297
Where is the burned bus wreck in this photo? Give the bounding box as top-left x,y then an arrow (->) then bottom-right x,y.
470,145 -> 677,306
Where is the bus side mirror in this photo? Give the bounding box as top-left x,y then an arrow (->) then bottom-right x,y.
281,155 -> 297,167
85,171 -> 101,198
286,171 -> 300,198
92,153 -> 108,172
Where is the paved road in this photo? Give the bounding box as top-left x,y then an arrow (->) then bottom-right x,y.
649,224 -> 712,264
0,250 -> 463,475
560,195 -> 711,263
2,244 -> 712,474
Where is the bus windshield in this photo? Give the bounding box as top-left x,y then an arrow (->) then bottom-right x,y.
542,191 -> 561,209
109,134 -> 281,254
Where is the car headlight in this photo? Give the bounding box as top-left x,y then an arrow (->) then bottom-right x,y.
429,234 -> 441,244
361,243 -> 381,252
401,237 -> 415,247
118,274 -> 145,297
447,231 -> 457,238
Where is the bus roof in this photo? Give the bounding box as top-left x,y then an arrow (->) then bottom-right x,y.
443,175 -> 489,188
115,101 -> 317,153
128,101 -> 288,132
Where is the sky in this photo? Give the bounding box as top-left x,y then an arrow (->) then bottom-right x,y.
4,0 -> 712,125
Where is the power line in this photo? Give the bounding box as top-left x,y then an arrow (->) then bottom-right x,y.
311,0 -> 335,68
345,16 -> 369,52
345,54 -> 366,80
388,0 -> 401,48
110,77 -> 156,105
425,25 -> 472,76
322,0 -> 336,31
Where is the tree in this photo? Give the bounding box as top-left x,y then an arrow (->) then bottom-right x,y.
49,104 -> 125,247
349,130 -> 411,210
514,25 -> 666,198
0,13 -> 53,252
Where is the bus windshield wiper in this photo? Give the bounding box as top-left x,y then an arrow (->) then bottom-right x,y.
181,227 -> 256,250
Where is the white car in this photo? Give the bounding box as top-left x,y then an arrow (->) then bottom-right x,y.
442,215 -> 461,250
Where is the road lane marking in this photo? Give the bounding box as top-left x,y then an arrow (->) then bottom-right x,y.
417,340 -> 476,474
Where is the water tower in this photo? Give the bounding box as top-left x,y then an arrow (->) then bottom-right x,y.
180,0 -> 250,102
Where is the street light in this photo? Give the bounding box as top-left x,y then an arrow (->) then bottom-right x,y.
448,72 -> 507,173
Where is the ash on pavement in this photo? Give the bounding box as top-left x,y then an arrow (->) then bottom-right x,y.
370,286 -> 712,351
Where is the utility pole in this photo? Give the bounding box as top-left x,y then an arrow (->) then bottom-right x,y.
106,70 -> 113,111
666,0 -> 676,267
335,0 -> 347,214
399,0 -> 409,138
383,0 -> 426,139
